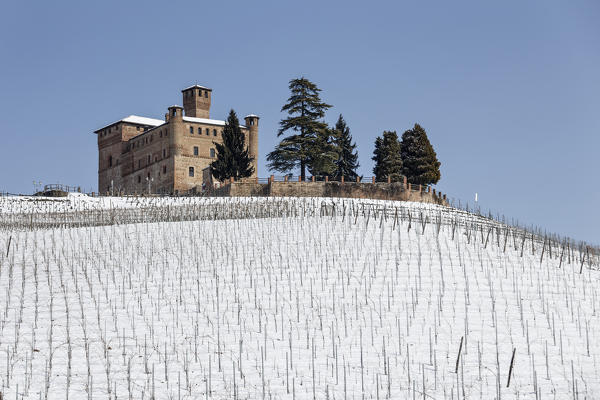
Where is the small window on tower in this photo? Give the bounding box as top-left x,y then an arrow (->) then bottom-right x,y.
193,146 -> 199,156
206,128 -> 209,136
189,126 -> 193,134
138,175 -> 141,183
213,129 -> 217,136
108,155 -> 113,167
205,91 -> 208,98
210,148 -> 215,158
198,89 -> 202,96
189,167 -> 194,177
163,165 -> 167,174
163,149 -> 166,158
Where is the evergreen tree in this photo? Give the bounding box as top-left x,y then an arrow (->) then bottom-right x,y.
267,77 -> 332,180
400,123 -> 441,185
307,127 -> 338,178
332,115 -> 359,180
371,130 -> 403,182
210,109 -> 254,181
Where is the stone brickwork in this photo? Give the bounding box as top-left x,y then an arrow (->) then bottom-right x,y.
215,180 -> 448,205
94,85 -> 259,194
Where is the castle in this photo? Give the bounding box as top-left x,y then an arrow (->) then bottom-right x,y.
94,85 -> 259,194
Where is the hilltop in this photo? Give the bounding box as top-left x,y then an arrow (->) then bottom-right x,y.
0,196 -> 598,399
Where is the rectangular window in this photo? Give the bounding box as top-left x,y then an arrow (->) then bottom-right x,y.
210,148 -> 215,158
199,89 -> 202,96
193,146 -> 198,156
205,91 -> 208,98
189,167 -> 194,177
213,129 -> 217,136
138,175 -> 141,183
163,149 -> 166,158
138,160 -> 141,169
198,127 -> 202,134
163,165 -> 167,174
205,128 -> 209,136
189,126 -> 193,134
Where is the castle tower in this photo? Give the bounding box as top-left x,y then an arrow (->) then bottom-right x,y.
244,115 -> 259,176
167,105 -> 184,156
182,85 -> 211,118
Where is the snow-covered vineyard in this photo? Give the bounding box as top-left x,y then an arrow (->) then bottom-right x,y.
0,195 -> 599,399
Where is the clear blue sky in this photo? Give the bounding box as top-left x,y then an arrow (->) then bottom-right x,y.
0,1 -> 598,243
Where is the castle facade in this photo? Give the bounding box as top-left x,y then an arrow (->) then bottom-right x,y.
94,85 -> 259,194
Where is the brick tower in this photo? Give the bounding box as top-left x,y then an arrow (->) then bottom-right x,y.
182,85 -> 211,118
244,115 -> 259,174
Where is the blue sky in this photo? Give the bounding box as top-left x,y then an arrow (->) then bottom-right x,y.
0,1 -> 598,243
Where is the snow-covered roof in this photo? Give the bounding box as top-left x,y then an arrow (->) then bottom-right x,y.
183,116 -> 247,129
168,105 -> 183,109
182,85 -> 212,91
244,114 -> 260,119
95,115 -> 165,132
122,115 -> 165,126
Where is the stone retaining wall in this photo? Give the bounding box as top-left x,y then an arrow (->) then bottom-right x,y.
212,180 -> 448,205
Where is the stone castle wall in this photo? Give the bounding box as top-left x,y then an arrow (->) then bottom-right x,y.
211,180 -> 448,205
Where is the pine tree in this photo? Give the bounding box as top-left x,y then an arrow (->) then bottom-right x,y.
400,123 -> 441,185
332,115 -> 359,180
372,131 -> 403,182
210,109 -> 254,181
267,77 -> 332,180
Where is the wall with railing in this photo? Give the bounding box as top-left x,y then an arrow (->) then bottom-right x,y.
206,175 -> 448,205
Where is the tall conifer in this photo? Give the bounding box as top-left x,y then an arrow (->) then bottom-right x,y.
307,128 -> 338,178
400,123 -> 441,185
332,115 -> 359,180
210,109 -> 254,181
267,77 -> 332,180
372,131 -> 403,182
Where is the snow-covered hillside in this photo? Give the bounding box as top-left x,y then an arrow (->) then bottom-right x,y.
0,196 -> 598,399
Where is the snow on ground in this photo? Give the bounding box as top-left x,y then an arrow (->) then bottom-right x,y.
0,194 -> 446,214
0,196 -> 598,399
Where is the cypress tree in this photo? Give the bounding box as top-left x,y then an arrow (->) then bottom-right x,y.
332,115 -> 359,180
267,77 -> 332,180
372,130 -> 403,182
210,109 -> 254,181
400,123 -> 441,185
